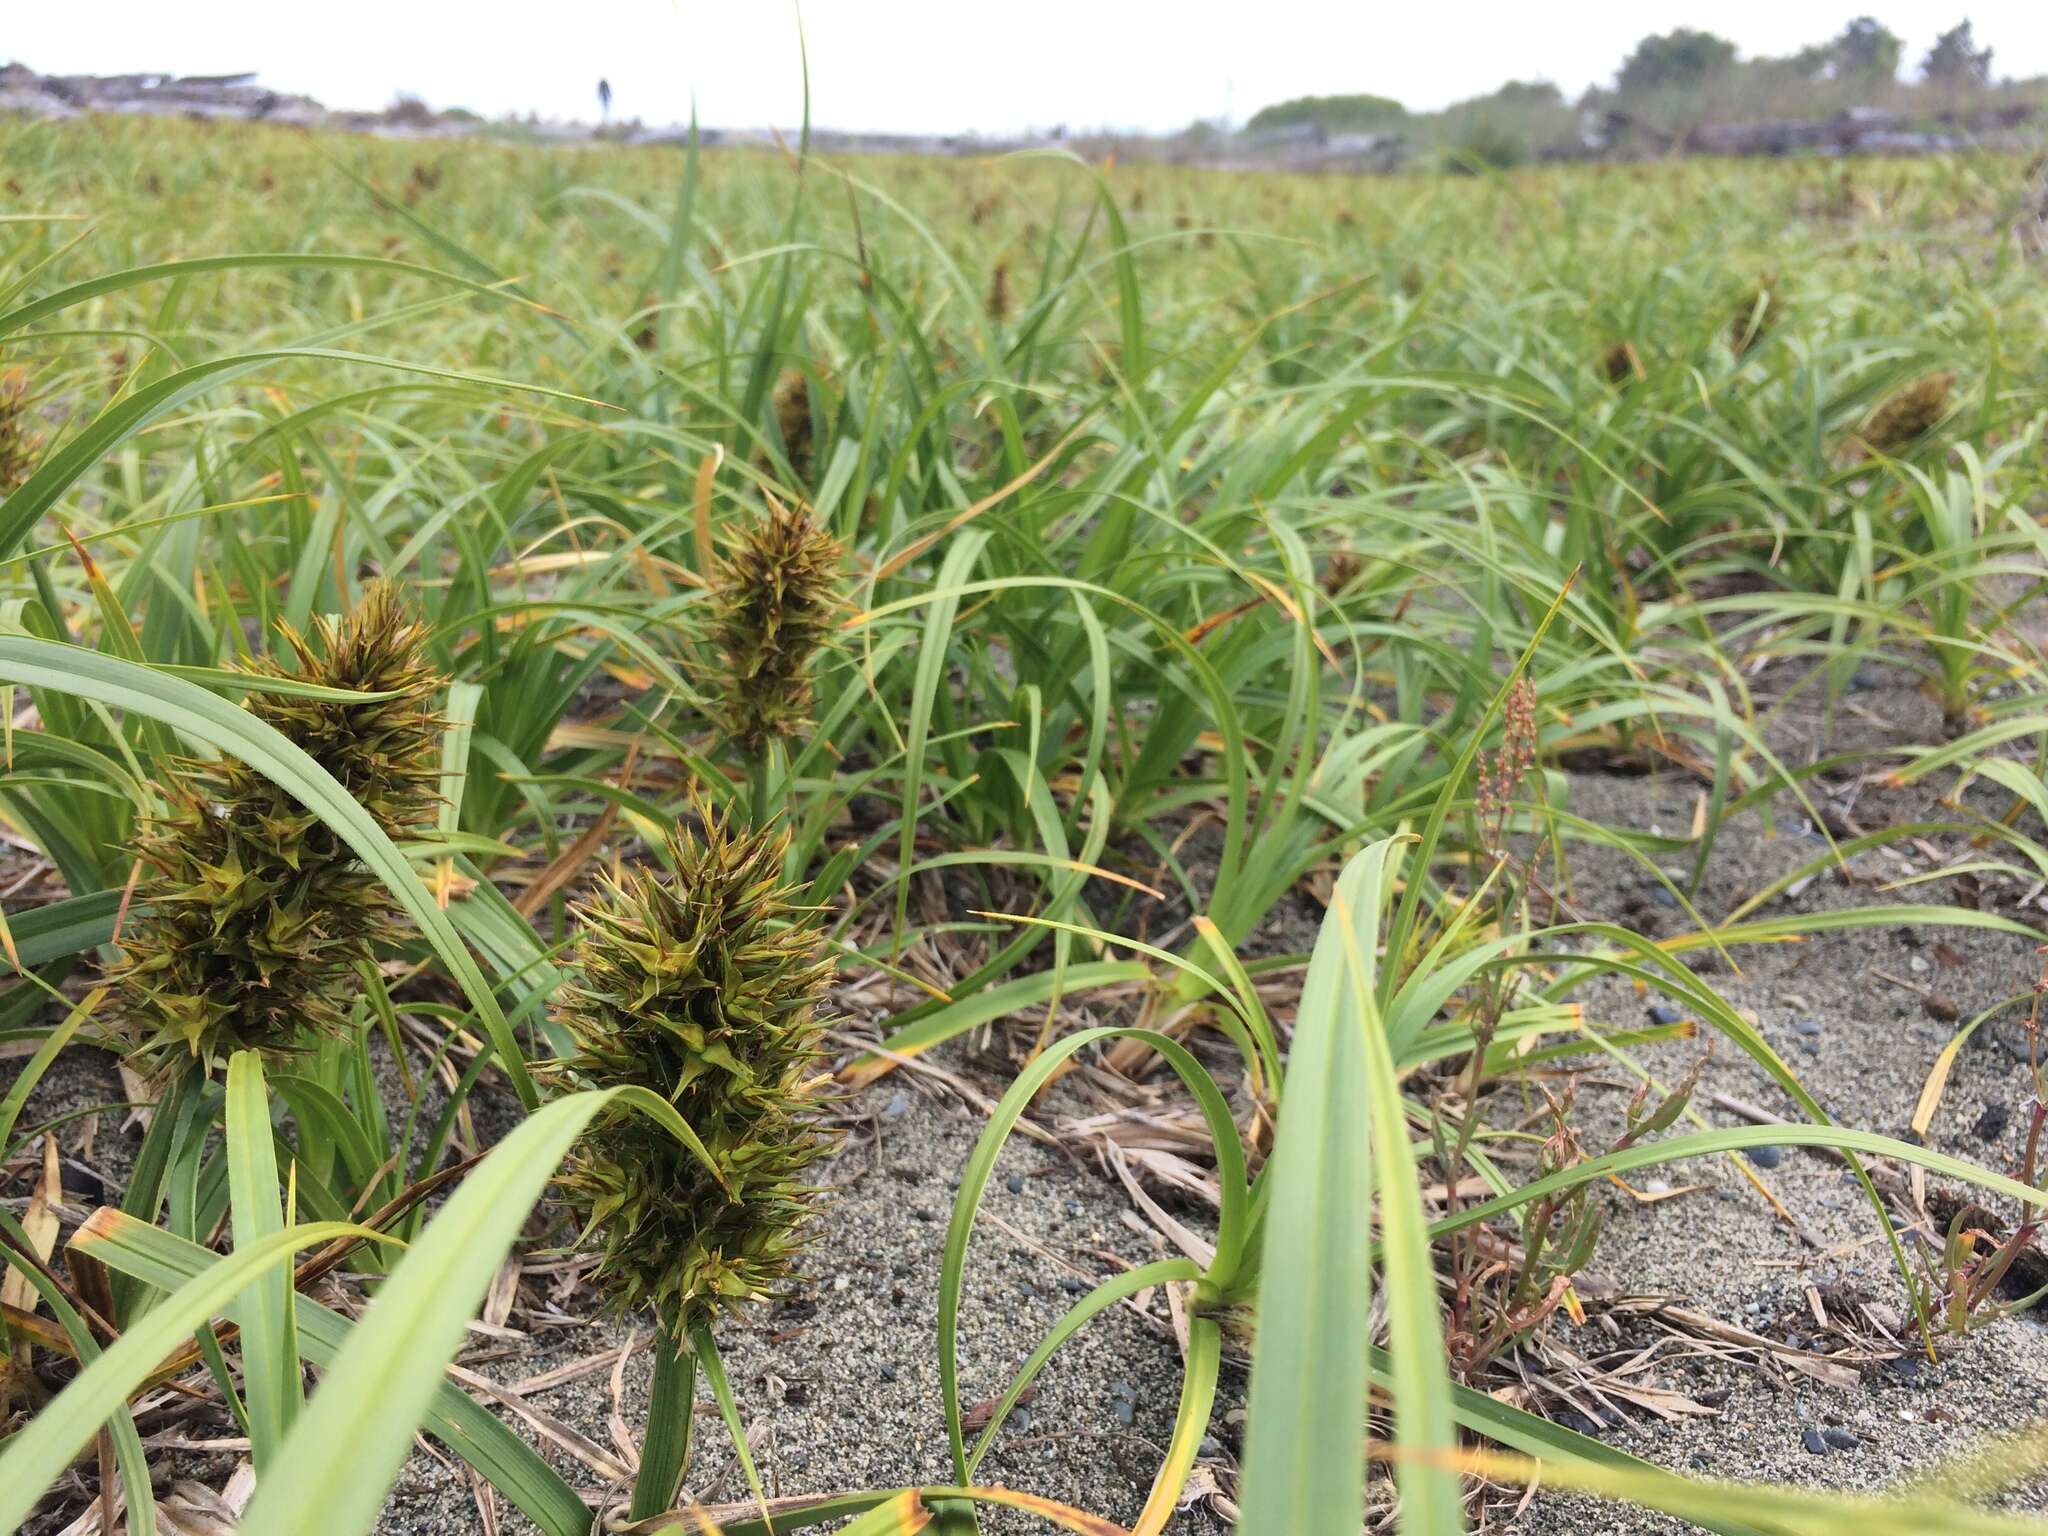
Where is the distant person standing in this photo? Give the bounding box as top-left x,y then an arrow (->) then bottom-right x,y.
598,78 -> 612,123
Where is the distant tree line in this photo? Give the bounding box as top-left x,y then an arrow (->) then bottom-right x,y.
1239,16 -> 2024,169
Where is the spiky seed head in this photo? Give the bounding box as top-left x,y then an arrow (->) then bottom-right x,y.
0,367 -> 41,494
1729,275 -> 1780,355
772,369 -> 815,486
545,809 -> 835,1335
107,583 -> 445,1069
708,499 -> 844,755
1862,371 -> 1954,452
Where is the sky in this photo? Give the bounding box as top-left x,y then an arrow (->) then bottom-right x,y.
7,2 -> 2047,136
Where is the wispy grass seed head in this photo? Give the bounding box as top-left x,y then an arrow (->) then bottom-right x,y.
547,810 -> 835,1334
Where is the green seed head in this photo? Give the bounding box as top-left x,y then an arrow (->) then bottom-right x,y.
708,498 -> 845,756
546,808 -> 836,1336
0,366 -> 41,494
772,369 -> 816,487
1862,371 -> 1954,452
108,583 -> 444,1070
1729,274 -> 1780,354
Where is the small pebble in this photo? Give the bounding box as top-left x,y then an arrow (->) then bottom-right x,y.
1646,1003 -> 1682,1026
1974,1102 -> 2010,1142
1005,1174 -> 1024,1194
1908,955 -> 1931,974
1749,1145 -> 1784,1170
1794,1018 -> 1822,1037
1801,1427 -> 1829,1455
884,1090 -> 910,1119
1063,1200 -> 1082,1217
1060,1276 -> 1086,1295
1112,1400 -> 1135,1427
1008,1407 -> 1032,1432
1650,886 -> 1680,909
1198,1435 -> 1222,1459
1823,1428 -> 1860,1450
879,1363 -> 899,1382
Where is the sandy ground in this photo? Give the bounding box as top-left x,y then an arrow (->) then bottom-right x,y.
11,662 -> 2048,1533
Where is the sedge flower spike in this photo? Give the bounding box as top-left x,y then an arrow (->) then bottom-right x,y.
107,583 -> 444,1069
546,808 -> 835,1335
707,498 -> 845,756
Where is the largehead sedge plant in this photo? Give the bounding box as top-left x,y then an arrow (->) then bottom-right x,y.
106,583 -> 444,1072
707,495 -> 845,818
545,807 -> 834,1516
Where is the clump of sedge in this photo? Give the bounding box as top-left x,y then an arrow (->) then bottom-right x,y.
708,498 -> 845,756
546,809 -> 835,1333
107,584 -> 444,1070
0,367 -> 41,493
1861,371 -> 1954,454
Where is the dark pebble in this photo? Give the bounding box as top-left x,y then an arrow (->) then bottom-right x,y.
1823,1428 -> 1859,1450
1974,1102 -> 2010,1142
1650,886 -> 1680,909
784,1383 -> 810,1407
1109,1380 -> 1138,1401
1556,1409 -> 1603,1436
1749,1145 -> 1784,1170
1887,1355 -> 1923,1381
1198,1435 -> 1222,1459
1063,1200 -> 1082,1217
879,1363 -> 899,1382
1924,993 -> 1961,1024
1008,1407 -> 1031,1432
1646,1003 -> 1682,1026
60,1164 -> 106,1203
1794,1018 -> 1822,1037
912,1207 -> 936,1222
1005,1174 -> 1024,1194
1112,1400 -> 1135,1427
1801,1428 -> 1829,1455
1059,1276 -> 1086,1295
1698,1388 -> 1730,1408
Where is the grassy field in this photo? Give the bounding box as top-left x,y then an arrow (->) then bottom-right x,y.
2,111 -> 2048,1534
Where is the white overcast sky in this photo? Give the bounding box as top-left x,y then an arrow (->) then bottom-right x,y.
8,3 -> 2047,135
